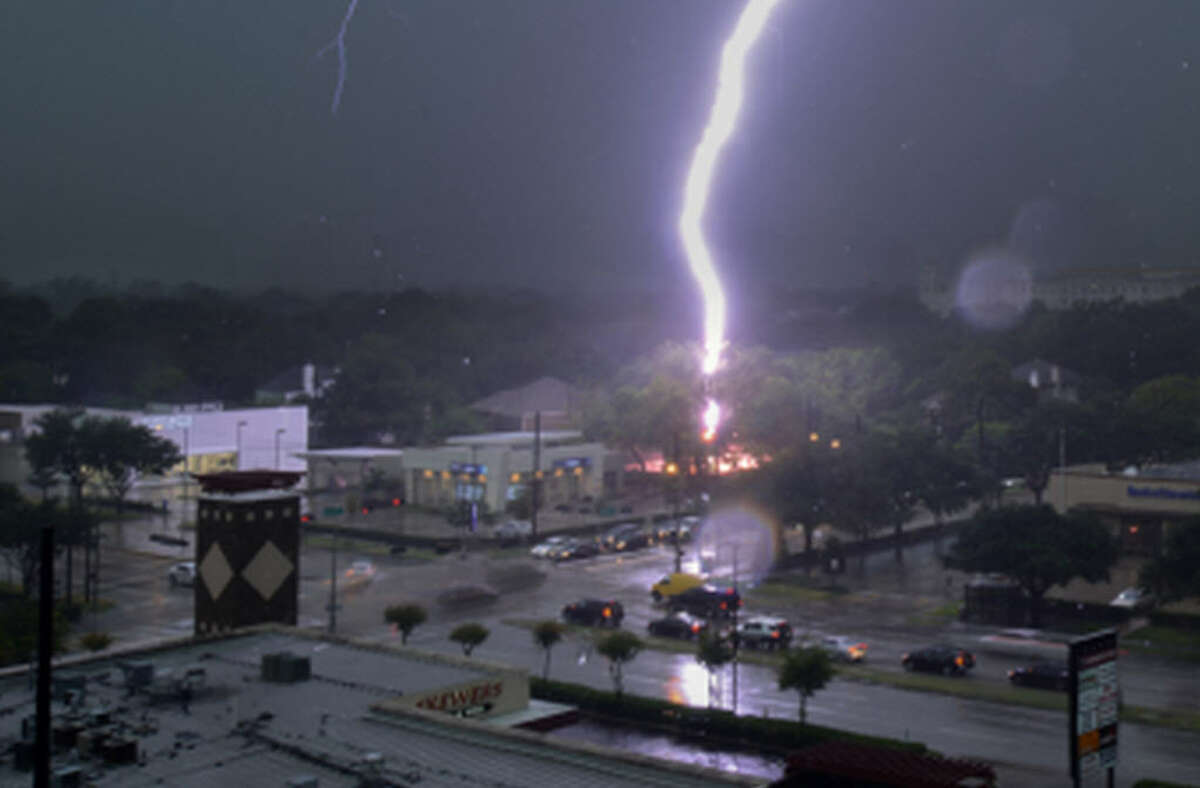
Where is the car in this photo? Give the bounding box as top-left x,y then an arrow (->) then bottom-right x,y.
647,611 -> 710,640
167,562 -> 196,587
598,522 -> 643,551
669,584 -> 742,619
345,560 -> 376,583
1110,587 -> 1155,610
530,535 -> 569,559
817,635 -> 868,663
555,540 -> 599,560
650,572 -> 706,602
901,645 -> 975,675
544,539 -> 578,560
736,616 -> 793,650
493,520 -> 533,542
562,599 -> 624,627
1007,660 -> 1069,691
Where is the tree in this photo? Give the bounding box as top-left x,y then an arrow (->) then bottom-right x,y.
1000,401 -> 1099,504
694,631 -> 734,708
777,646 -> 834,724
25,408 -> 91,507
596,630 -> 642,697
948,505 -> 1119,627
532,620 -> 566,680
82,417 -> 182,511
449,622 -> 490,656
384,604 -> 427,645
1139,518 -> 1200,602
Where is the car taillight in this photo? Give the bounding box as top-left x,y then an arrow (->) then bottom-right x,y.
725,588 -> 735,595
771,631 -> 779,639
603,607 -> 612,618
720,602 -> 728,610
691,623 -> 701,633
955,656 -> 964,667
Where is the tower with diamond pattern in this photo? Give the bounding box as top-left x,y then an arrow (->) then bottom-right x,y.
192,470 -> 305,635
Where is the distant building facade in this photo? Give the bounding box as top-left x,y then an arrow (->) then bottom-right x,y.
1047,463 -> 1200,555
919,265 -> 1200,315
0,403 -> 308,499
299,431 -> 628,517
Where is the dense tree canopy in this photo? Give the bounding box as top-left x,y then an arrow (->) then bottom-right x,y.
948,505 -> 1120,626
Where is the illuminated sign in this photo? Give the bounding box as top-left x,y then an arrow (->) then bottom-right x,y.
1069,630 -> 1119,781
449,462 -> 487,476
1127,485 -> 1200,501
552,457 -> 591,470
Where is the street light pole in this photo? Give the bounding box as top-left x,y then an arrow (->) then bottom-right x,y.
731,542 -> 739,715
275,428 -> 286,470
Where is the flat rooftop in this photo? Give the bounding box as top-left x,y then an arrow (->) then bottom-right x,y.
0,629 -> 758,788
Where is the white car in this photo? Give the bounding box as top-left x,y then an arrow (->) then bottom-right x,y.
817,635 -> 868,663
344,560 -> 376,584
494,520 -> 533,541
530,536 -> 568,558
167,562 -> 196,588
1110,587 -> 1154,610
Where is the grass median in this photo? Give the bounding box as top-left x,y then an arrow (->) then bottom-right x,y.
502,617 -> 1200,733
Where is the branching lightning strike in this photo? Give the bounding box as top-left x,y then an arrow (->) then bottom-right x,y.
317,0 -> 362,116
679,0 -> 781,443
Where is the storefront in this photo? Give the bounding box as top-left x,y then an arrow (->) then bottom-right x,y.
1047,466 -> 1200,555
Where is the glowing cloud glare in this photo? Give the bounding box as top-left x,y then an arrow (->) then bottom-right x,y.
679,0 -> 781,378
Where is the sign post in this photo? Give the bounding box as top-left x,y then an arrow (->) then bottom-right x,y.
1069,629 -> 1119,787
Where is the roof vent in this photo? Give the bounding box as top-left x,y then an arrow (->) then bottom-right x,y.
286,777 -> 318,788
261,652 -> 311,683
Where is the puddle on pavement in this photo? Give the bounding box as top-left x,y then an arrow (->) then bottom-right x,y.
548,717 -> 784,780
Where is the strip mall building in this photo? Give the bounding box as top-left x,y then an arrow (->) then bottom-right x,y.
1047,463 -> 1200,555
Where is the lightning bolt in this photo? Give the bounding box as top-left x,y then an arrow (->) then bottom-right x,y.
317,0 -> 362,116
680,0 -> 781,443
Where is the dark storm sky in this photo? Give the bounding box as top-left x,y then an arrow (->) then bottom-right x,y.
4,1 -> 1199,296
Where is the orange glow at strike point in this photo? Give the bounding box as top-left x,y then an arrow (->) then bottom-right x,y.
701,398 -> 720,443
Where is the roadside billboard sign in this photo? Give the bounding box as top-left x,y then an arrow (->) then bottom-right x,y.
1069,628 -> 1119,784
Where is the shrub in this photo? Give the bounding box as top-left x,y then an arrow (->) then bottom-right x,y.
79,632 -> 113,651
384,604 -> 428,645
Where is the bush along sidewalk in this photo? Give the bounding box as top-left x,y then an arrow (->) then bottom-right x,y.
530,677 -> 927,757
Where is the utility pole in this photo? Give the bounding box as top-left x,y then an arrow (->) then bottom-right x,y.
731,542 -> 740,715
35,525 -> 54,788
531,411 -> 542,539
1059,427 -> 1068,510
327,534 -> 338,634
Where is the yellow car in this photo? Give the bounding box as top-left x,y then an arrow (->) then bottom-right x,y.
650,572 -> 705,602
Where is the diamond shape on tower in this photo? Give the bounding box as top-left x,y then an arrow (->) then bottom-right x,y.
242,539 -> 294,601
199,542 -> 234,600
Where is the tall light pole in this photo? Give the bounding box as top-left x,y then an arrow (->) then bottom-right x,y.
236,420 -> 248,471
275,428 -> 286,470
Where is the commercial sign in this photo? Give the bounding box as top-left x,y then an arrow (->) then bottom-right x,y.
1069,629 -> 1119,783
449,462 -> 487,476
552,457 -> 591,470
413,680 -> 504,715
1127,485 -> 1200,501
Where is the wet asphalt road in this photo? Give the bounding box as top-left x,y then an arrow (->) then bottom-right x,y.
87,524 -> 1200,787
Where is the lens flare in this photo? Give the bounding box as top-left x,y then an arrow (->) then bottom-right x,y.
680,0 -> 780,440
